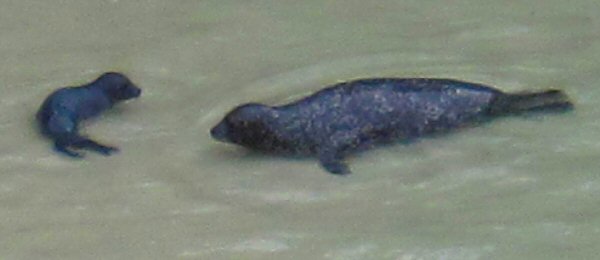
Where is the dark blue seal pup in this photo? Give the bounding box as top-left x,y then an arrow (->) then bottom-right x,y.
211,78 -> 572,175
37,72 -> 141,158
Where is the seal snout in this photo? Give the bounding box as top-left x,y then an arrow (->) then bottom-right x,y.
210,121 -> 230,142
128,84 -> 142,98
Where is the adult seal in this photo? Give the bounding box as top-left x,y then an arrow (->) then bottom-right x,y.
211,78 -> 573,175
37,72 -> 141,158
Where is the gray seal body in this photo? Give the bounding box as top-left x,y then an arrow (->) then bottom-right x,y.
211,78 -> 572,175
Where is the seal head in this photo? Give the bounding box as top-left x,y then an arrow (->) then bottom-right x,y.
94,72 -> 142,102
211,103 -> 276,147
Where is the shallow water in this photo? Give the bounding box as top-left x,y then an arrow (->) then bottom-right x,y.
2,0 -> 600,259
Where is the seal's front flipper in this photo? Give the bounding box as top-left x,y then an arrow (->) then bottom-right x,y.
71,137 -> 119,156
54,141 -> 83,158
318,148 -> 350,175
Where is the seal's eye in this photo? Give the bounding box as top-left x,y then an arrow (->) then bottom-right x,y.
230,119 -> 248,128
226,116 -> 241,127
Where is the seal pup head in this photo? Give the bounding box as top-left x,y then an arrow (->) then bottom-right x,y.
94,72 -> 142,102
211,103 -> 277,148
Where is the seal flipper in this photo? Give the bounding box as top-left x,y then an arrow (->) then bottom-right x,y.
318,153 -> 350,175
70,136 -> 119,156
54,140 -> 84,158
47,114 -> 84,158
318,146 -> 350,175
489,90 -> 573,115
54,134 -> 118,157
47,114 -> 118,156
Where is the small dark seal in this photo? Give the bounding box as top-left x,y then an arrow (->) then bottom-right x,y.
36,72 -> 141,158
211,78 -> 573,175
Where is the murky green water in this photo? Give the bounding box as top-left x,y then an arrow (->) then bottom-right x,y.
2,1 -> 600,259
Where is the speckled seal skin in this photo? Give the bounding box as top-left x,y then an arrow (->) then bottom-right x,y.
211,78 -> 572,175
37,72 -> 141,158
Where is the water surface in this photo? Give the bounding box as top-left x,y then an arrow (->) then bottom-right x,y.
1,0 -> 600,259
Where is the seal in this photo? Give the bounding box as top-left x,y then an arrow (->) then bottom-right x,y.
211,78 -> 573,175
36,72 -> 141,158
210,78 -> 573,174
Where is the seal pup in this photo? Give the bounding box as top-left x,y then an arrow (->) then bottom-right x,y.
211,78 -> 572,175
37,72 -> 141,158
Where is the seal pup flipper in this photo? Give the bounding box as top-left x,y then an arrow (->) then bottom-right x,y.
54,141 -> 83,158
46,112 -> 118,156
47,114 -> 84,158
70,136 -> 119,155
54,135 -> 118,157
489,89 -> 573,115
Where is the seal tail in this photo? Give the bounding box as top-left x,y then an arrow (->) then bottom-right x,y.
488,89 -> 574,115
